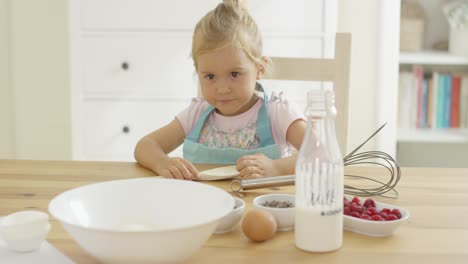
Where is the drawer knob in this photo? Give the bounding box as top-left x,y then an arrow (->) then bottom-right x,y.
121,61 -> 129,70
122,126 -> 130,134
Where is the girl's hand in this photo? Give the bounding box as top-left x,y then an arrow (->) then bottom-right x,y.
156,157 -> 199,180
236,153 -> 281,179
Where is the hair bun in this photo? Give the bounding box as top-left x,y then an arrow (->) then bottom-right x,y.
223,0 -> 248,12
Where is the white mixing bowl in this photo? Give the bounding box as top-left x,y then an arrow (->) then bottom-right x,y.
48,178 -> 234,264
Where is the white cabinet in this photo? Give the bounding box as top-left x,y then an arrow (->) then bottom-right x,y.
81,33 -> 195,97
82,100 -> 189,161
80,0 -> 220,30
69,0 -> 338,161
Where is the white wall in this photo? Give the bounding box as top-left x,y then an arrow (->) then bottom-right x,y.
0,0 -> 14,158
6,0 -> 71,160
338,0 -> 380,152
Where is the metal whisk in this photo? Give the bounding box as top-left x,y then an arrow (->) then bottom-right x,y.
343,123 -> 401,198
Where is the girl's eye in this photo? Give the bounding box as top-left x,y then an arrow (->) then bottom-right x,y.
231,72 -> 240,78
205,74 -> 215,80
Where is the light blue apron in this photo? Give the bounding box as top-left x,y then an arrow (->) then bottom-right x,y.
183,84 -> 281,164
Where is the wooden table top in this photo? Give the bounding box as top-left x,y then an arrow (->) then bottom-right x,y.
0,160 -> 467,264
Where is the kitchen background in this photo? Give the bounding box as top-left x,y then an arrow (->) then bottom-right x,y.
0,0 -> 467,167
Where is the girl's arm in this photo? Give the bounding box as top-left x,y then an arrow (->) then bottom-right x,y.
272,118 -> 306,175
236,119 -> 306,177
134,118 -> 199,179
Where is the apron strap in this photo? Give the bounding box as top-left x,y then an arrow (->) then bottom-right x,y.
186,105 -> 215,142
256,83 -> 275,147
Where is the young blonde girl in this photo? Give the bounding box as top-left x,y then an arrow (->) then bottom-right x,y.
134,0 -> 306,180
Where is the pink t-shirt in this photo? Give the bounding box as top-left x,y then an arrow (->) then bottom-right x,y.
176,94 -> 305,157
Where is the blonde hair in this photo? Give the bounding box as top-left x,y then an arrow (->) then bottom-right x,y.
191,0 -> 267,70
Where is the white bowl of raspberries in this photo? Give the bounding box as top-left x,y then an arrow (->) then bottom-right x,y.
343,195 -> 409,237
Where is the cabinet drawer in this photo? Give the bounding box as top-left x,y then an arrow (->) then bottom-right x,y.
80,0 -> 322,35
81,0 -> 220,30
82,33 -> 197,97
81,100 -> 189,161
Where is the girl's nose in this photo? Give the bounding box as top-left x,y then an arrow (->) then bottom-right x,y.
215,80 -> 231,94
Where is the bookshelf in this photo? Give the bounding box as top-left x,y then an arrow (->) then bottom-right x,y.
397,51 -> 468,143
395,0 -> 468,167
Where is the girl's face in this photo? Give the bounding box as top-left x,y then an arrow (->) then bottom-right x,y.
196,46 -> 264,116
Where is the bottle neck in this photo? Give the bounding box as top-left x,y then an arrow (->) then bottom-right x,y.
302,88 -> 341,157
303,114 -> 341,159
306,115 -> 335,140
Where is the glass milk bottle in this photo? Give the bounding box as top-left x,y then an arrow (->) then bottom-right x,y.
295,89 -> 344,252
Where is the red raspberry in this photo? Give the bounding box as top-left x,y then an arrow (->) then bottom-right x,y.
385,214 -> 398,221
380,208 -> 391,214
380,212 -> 388,219
350,203 -> 363,212
391,209 -> 402,219
368,207 -> 379,215
371,215 -> 385,221
350,211 -> 361,218
360,214 -> 371,220
351,196 -> 361,205
344,200 -> 350,208
344,206 -> 351,215
363,198 -> 376,208
362,207 -> 370,215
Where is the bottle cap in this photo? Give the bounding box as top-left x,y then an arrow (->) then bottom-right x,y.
305,88 -> 336,116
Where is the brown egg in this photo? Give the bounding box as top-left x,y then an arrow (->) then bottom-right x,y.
241,209 -> 277,242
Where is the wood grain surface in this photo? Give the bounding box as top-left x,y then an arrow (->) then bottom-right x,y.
1,160 -> 467,264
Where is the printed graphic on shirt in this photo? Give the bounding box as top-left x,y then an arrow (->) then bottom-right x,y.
199,119 -> 260,149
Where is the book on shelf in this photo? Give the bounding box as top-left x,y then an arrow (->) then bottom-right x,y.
430,73 -> 439,128
451,76 -> 461,128
461,76 -> 468,128
414,66 -> 425,128
422,78 -> 428,128
398,66 -> 468,130
437,73 -> 445,128
444,74 -> 452,128
398,72 -> 415,129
